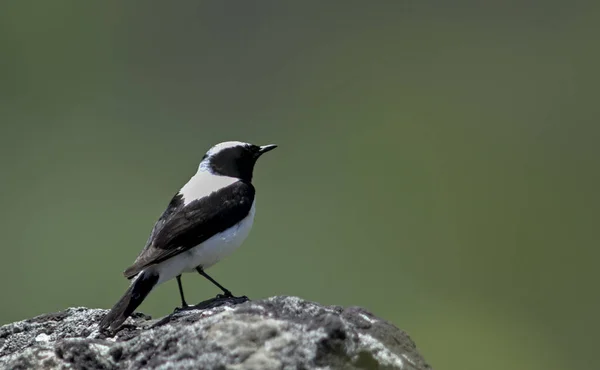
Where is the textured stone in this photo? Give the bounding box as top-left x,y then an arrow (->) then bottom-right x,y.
0,296 -> 432,369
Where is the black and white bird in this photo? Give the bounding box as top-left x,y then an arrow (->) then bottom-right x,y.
99,141 -> 277,331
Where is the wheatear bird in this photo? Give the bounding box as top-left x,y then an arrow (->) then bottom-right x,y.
99,141 -> 277,331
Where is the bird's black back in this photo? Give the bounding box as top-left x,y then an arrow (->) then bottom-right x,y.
124,180 -> 256,279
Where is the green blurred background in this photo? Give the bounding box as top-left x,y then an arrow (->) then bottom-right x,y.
1,1 -> 599,369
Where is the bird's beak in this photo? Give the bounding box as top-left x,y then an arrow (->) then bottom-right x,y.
258,144 -> 278,154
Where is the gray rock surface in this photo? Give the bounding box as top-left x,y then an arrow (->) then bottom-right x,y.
0,296 -> 432,370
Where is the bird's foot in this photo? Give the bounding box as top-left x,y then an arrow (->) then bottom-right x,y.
173,304 -> 194,313
215,289 -> 234,299
192,294 -> 249,310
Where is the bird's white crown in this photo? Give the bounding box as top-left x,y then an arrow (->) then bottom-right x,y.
205,141 -> 250,158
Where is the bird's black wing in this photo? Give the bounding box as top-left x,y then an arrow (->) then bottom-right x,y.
123,180 -> 255,279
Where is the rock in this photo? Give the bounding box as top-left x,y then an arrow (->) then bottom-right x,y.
0,296 -> 432,369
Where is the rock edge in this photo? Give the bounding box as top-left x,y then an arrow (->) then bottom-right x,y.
0,296 -> 432,370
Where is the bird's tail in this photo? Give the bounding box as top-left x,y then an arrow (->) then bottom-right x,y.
99,270 -> 159,331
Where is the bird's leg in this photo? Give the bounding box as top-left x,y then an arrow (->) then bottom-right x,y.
174,275 -> 190,312
195,267 -> 233,298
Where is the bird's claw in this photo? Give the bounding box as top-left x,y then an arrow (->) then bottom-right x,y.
173,305 -> 193,313
216,290 -> 234,299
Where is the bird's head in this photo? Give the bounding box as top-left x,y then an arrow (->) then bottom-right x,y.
199,141 -> 277,181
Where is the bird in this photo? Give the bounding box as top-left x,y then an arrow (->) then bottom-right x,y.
99,141 -> 277,331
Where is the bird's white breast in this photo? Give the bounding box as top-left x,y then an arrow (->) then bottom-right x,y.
155,200 -> 256,285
